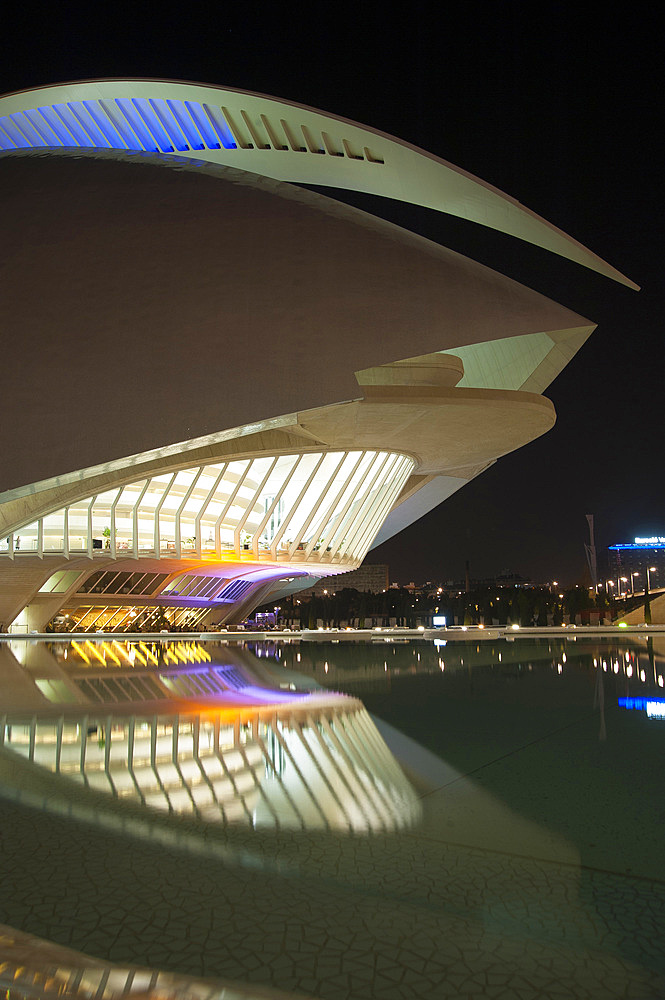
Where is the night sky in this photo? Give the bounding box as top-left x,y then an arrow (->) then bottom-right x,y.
1,4 -> 662,586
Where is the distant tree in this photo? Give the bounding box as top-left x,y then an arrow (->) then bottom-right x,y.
564,586 -> 594,618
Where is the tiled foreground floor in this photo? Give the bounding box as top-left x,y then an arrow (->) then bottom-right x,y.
1,764 -> 664,1000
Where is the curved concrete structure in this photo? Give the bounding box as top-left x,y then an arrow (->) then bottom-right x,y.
0,79 -> 637,287
0,79 -> 636,632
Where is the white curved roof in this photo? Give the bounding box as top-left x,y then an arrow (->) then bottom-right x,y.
0,78 -> 637,289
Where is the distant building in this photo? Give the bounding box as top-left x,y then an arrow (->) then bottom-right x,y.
608,537 -> 665,592
299,564 -> 389,597
432,573 -> 536,594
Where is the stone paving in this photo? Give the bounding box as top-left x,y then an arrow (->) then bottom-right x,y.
2,733 -> 665,1000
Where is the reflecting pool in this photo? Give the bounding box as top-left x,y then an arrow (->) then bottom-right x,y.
1,635 -> 664,999
255,634 -> 665,878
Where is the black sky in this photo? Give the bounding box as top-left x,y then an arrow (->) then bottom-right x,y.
1,2 -> 662,585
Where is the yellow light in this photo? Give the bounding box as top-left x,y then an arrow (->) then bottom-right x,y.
139,642 -> 158,665
102,642 -> 121,666
71,640 -> 90,665
132,646 -> 147,667
111,640 -> 130,663
85,640 -> 106,664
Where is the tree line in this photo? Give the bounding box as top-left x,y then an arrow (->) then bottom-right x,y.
266,584 -> 635,628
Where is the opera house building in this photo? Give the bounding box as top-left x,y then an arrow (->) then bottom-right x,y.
0,80 -> 636,634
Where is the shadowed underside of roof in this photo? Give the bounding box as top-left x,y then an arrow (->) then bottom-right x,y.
0,151 -> 591,492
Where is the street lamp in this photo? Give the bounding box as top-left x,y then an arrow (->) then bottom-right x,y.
631,571 -> 639,594
607,580 -> 615,600
619,577 -> 628,596
647,566 -> 657,590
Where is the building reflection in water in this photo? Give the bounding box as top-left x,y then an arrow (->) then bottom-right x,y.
2,634 -> 664,838
255,634 -> 665,695
0,639 -> 422,833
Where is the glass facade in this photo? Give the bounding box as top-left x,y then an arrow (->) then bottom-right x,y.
1,450 -> 413,570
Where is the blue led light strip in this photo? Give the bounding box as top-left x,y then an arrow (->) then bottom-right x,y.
66,102 -> 112,147
619,697 -> 649,710
619,697 -> 665,711
609,543 -> 665,550
82,101 -> 128,148
115,99 -> 160,151
0,123 -> 16,149
51,104 -> 96,146
22,109 -> 59,145
184,101 -> 221,149
98,100 -> 144,150
165,99 -> 205,150
0,114 -> 33,147
0,97 -> 239,156
38,106 -> 75,145
9,112 -> 46,146
201,104 -> 237,149
147,98 -> 189,151
130,99 -> 175,152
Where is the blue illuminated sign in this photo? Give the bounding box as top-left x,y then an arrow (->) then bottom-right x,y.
618,697 -> 665,719
610,536 -> 665,550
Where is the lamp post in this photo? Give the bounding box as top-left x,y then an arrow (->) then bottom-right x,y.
647,566 -> 657,590
644,566 -> 653,626
620,577 -> 628,597
631,571 -> 639,595
607,580 -> 615,600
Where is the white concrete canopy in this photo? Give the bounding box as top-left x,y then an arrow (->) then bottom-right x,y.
0,78 -> 637,288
